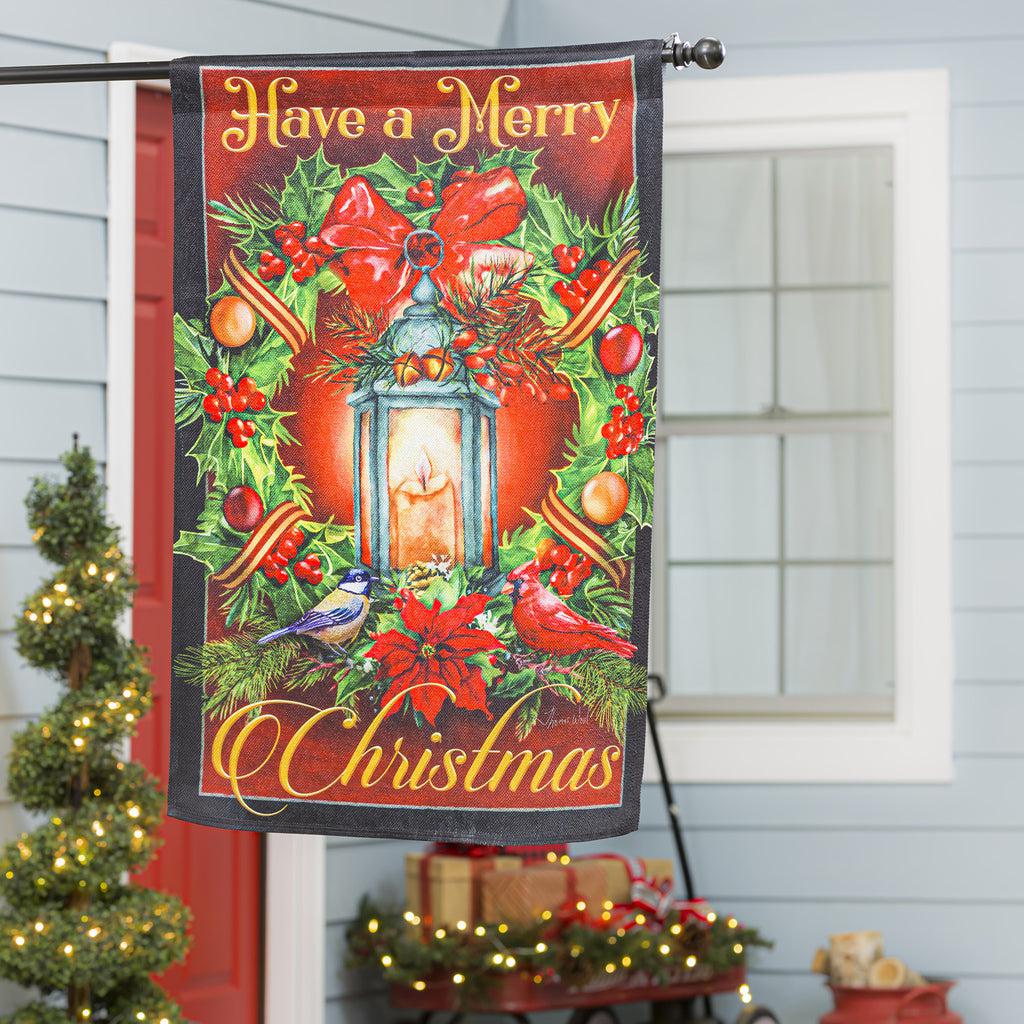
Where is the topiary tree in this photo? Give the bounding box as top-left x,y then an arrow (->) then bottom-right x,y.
0,443 -> 190,1023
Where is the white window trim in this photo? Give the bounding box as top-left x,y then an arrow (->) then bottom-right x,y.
106,42 -> 326,1023
650,69 -> 952,783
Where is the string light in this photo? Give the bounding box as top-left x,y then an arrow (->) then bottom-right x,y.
621,955 -> 632,967
452,973 -> 465,985
455,919 -> 467,931
367,918 -> 379,934
504,955 -> 516,968
727,917 -> 738,929
535,942 -> 547,953
474,925 -> 486,937
491,953 -> 503,965
540,910 -> 552,921
412,980 -> 426,991
434,928 -> 446,939
380,954 -> 393,967
604,962 -> 616,974
685,954 -> 698,968
575,900 -> 587,912
733,943 -> 744,954
739,983 -> 753,1005
706,911 -> 717,923
497,923 -> 508,934
658,943 -> 671,956
63,943 -> 74,956
12,935 -> 24,947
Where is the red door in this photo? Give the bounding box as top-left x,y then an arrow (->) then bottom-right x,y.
131,87 -> 264,1024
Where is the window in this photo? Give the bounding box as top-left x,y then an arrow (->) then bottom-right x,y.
650,71 -> 951,782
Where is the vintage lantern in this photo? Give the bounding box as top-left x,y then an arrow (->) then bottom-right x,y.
348,229 -> 500,578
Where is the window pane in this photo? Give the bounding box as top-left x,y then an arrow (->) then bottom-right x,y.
785,566 -> 893,695
776,149 -> 893,286
662,154 -> 772,289
669,566 -> 779,695
778,289 -> 892,413
785,434 -> 892,560
668,436 -> 779,561
661,292 -> 773,415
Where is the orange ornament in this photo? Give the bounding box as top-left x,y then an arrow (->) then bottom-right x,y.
581,471 -> 629,526
421,346 -> 454,382
393,352 -> 423,386
210,295 -> 256,348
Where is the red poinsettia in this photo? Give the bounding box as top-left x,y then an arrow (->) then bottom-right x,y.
366,590 -> 504,724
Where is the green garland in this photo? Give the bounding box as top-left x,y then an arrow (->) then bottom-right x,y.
346,898 -> 770,1002
174,143 -> 658,735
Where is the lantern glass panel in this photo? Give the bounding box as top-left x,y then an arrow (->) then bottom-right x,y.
387,407 -> 464,568
480,415 -> 493,567
359,411 -> 372,566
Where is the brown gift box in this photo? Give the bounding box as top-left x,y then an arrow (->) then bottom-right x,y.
479,858 -> 613,924
405,852 -> 521,928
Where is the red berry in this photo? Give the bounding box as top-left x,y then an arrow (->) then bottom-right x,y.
601,423 -> 614,439
476,343 -> 498,360
270,258 -> 286,275
569,245 -> 584,263
627,395 -> 640,412
278,538 -> 298,560
274,226 -> 287,240
242,420 -> 256,437
286,527 -> 305,546
475,373 -> 499,392
452,328 -> 477,350
236,376 -> 257,396
271,550 -> 289,567
260,250 -> 274,265
209,409 -> 223,424
217,390 -> 231,412
231,435 -> 247,448
419,179 -> 432,191
226,417 -> 243,434
307,569 -> 323,585
224,486 -> 265,532
205,367 -> 224,387
579,268 -> 600,290
612,406 -> 624,420
202,393 -> 220,415
231,392 -> 249,412
257,265 -> 275,281
550,381 -> 573,402
280,235 -> 302,258
406,186 -> 420,202
553,243 -> 568,261
304,553 -> 320,569
465,354 -> 486,370
263,566 -> 278,581
248,391 -> 266,412
275,569 -> 289,585
596,259 -> 612,276
549,544 -> 571,566
599,324 -> 644,376
614,384 -> 628,399
286,221 -> 306,238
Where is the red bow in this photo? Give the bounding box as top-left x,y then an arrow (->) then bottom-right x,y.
318,166 -> 531,317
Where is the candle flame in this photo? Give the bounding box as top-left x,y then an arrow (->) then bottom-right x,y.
415,451 -> 432,491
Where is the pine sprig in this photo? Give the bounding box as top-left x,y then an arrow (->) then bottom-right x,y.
173,615 -> 348,718
568,652 -> 647,743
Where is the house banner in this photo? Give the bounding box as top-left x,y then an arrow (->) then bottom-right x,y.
168,40 -> 663,842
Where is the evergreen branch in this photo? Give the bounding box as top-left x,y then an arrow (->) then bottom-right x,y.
569,652 -> 647,742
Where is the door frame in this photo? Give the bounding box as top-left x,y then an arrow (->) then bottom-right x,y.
106,40 -> 326,1024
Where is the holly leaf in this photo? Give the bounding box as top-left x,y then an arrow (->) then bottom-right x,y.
493,667 -> 538,700
281,146 -> 342,228
475,146 -> 541,191
174,529 -> 240,572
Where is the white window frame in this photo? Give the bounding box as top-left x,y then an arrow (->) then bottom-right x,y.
650,69 -> 952,783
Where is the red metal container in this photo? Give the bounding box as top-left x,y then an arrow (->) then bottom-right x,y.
821,981 -> 962,1024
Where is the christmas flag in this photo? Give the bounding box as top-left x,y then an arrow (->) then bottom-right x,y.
168,41 -> 662,842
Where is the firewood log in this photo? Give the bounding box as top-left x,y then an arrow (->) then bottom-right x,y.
811,947 -> 831,975
829,931 -> 884,987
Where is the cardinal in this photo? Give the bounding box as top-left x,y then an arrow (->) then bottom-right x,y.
502,560 -> 637,659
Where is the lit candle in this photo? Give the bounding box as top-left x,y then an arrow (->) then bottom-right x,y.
391,451 -> 462,567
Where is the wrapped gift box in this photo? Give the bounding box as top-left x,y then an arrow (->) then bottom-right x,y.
479,858 -> 613,924
405,850 -> 521,928
583,855 -> 675,904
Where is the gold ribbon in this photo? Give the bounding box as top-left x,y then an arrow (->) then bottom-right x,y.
223,249 -> 309,355
541,484 -> 627,588
212,500 -> 305,589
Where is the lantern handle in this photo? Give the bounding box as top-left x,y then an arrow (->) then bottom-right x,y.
402,229 -> 445,272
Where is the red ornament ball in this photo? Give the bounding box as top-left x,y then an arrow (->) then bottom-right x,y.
223,486 -> 264,532
598,324 -> 643,376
